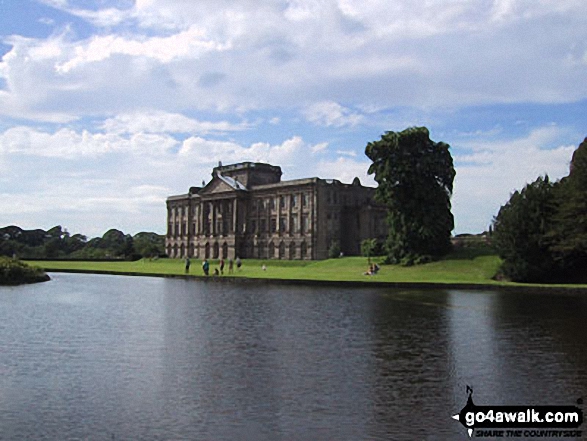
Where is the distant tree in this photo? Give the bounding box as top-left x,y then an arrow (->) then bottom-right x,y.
43,237 -> 63,258
328,240 -> 341,259
365,127 -> 455,265
133,232 -> 165,258
47,225 -> 66,239
361,238 -> 378,264
64,234 -> 87,254
492,176 -> 559,282
96,229 -> 136,258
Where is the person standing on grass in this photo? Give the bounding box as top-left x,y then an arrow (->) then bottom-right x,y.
202,259 -> 210,276
228,258 -> 234,274
220,258 -> 225,275
185,258 -> 191,273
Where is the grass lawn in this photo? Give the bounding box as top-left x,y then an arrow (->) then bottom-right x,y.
27,246 -> 506,286
25,247 -> 587,290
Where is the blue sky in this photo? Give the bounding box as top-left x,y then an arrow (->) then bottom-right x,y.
1,0 -> 586,237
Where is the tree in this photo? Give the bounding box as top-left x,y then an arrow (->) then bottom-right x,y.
328,240 -> 341,258
133,232 -> 165,258
361,238 -> 377,264
365,127 -> 455,265
548,138 -> 587,279
492,176 -> 559,282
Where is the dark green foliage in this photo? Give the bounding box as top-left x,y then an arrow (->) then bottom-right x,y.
492,137 -> 587,283
0,257 -> 49,285
133,232 -> 166,258
365,127 -> 455,265
548,138 -> 587,279
328,240 -> 341,259
361,238 -> 377,260
0,225 -> 164,260
492,176 -> 559,282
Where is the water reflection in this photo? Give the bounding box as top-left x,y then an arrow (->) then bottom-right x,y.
0,274 -> 585,440
447,290 -> 587,426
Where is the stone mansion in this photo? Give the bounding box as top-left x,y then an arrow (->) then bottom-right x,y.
165,162 -> 387,260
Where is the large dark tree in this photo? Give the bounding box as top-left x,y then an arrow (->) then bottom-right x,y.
492,176 -> 559,282
548,138 -> 587,279
492,137 -> 587,283
365,127 -> 455,264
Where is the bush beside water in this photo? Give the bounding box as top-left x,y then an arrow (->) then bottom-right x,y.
0,257 -> 50,285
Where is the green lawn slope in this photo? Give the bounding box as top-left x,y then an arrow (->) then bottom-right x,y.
26,247 -> 502,285
25,247 -> 587,290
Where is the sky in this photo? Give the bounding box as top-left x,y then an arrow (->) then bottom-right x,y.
0,0 -> 586,238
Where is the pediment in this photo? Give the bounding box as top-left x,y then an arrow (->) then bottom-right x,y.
199,177 -> 238,195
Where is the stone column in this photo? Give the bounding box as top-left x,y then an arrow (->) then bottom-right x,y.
233,198 -> 238,234
212,201 -> 217,236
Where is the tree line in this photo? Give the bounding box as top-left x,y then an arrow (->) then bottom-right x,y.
492,138 -> 587,283
0,225 -> 165,260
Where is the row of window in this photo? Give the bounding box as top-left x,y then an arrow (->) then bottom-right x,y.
168,213 -> 312,237
168,193 -> 310,221
252,193 -> 310,211
169,202 -> 230,220
248,215 -> 310,235
167,241 -> 310,259
325,191 -> 372,206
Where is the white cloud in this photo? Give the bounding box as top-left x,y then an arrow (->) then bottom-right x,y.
101,111 -> 249,135
0,123 -> 330,235
178,135 -> 326,174
55,26 -> 231,73
314,156 -> 375,185
452,125 -> 576,233
304,101 -> 363,127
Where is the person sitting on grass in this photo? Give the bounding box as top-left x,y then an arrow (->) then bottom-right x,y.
364,264 -> 380,276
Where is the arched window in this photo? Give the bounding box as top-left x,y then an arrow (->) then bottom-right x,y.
268,242 -> 275,259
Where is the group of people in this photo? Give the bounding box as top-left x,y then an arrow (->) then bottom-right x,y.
185,257 -> 242,276
364,263 -> 380,276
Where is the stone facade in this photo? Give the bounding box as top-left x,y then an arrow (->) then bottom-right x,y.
165,162 -> 387,260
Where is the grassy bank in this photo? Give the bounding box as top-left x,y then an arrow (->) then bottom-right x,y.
0,257 -> 50,286
23,248 -> 587,290
26,247 -> 503,285
26,246 -> 587,291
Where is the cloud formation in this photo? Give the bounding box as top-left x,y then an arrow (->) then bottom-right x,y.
2,0 -> 586,121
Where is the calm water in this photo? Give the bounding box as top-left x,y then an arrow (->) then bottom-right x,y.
0,273 -> 586,440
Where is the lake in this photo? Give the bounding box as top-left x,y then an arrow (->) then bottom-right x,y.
0,273 -> 586,440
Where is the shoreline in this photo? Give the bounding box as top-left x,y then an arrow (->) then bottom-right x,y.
0,257 -> 51,286
42,267 -> 587,295
0,273 -> 51,286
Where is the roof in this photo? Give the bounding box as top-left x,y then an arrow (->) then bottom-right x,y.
216,171 -> 248,191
